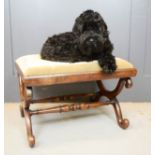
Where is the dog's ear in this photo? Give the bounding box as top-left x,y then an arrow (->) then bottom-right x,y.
103,30 -> 109,38
73,10 -> 94,34
73,10 -> 109,35
72,17 -> 83,34
93,11 -> 108,30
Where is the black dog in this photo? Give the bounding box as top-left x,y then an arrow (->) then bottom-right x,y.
41,10 -> 117,73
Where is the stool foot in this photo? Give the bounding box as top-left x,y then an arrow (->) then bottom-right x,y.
24,109 -> 35,147
111,98 -> 129,129
118,118 -> 129,129
28,135 -> 35,148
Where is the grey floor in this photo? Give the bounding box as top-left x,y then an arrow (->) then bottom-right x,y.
5,102 -> 150,155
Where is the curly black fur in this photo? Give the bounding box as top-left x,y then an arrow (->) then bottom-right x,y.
41,10 -> 117,73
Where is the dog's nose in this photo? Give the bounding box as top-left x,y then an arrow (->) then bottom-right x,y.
89,38 -> 94,42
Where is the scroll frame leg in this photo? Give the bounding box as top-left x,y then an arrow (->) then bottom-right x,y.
23,86 -> 35,147
111,98 -> 129,129
18,75 -> 35,147
23,87 -> 35,147
20,103 -> 24,117
96,79 -> 132,129
17,74 -> 25,117
24,109 -> 35,147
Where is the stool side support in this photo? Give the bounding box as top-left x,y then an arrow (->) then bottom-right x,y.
24,109 -> 35,147
96,77 -> 133,99
17,72 -> 34,147
96,79 -> 132,129
17,74 -> 24,117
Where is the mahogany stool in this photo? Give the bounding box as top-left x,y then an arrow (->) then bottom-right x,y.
15,54 -> 137,147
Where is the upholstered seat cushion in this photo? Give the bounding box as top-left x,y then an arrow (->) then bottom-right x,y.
16,54 -> 134,77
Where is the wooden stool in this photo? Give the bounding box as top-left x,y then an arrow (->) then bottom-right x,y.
15,54 -> 137,147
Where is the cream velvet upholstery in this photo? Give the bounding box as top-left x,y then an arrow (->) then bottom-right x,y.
16,54 -> 134,77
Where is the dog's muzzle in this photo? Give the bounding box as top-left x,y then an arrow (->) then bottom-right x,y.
79,31 -> 105,56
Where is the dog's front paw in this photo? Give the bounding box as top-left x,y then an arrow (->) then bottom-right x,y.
102,63 -> 117,73
98,56 -> 117,74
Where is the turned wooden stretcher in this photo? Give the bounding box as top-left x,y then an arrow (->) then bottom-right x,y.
15,54 -> 137,147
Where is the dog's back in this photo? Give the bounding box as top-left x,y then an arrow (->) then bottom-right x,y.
41,32 -> 80,62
